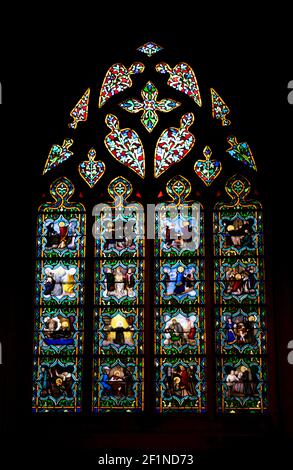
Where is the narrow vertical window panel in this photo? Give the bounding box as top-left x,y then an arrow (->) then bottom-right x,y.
214,175 -> 268,414
154,175 -> 206,413
32,177 -> 86,412
93,177 -> 144,412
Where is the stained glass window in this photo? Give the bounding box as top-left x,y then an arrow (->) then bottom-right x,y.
33,40 -> 271,418
214,175 -> 268,413
32,177 -> 86,412
155,175 -> 206,412
93,177 -> 144,412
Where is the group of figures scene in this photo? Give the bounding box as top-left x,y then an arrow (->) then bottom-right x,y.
40,262 -> 82,302
217,356 -> 268,412
34,307 -> 83,354
156,308 -> 205,355
217,306 -> 266,354
157,357 -> 206,412
40,214 -> 81,254
99,261 -> 143,302
156,210 -> 201,255
158,260 -> 204,303
94,357 -> 143,411
216,214 -> 261,253
95,208 -> 144,258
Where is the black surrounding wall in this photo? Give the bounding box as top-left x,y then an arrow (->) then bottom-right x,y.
1,14 -> 293,467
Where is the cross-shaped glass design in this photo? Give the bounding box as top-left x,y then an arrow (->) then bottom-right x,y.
119,81 -> 181,132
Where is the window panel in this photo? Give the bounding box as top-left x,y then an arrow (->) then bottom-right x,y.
32,177 -> 85,412
214,175 -> 268,414
93,176 -> 144,412
154,175 -> 206,413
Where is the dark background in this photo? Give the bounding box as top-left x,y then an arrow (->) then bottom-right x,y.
1,11 -> 293,467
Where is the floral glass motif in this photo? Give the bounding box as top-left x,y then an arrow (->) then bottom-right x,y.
214,175 -> 267,413
155,175 -> 206,412
43,139 -> 74,175
78,148 -> 105,188
120,81 -> 180,133
156,62 -> 202,107
194,146 -> 222,186
33,177 -> 86,412
137,41 -> 163,57
93,177 -> 144,412
68,88 -> 90,129
226,136 -> 257,171
104,114 -> 145,178
98,62 -> 145,108
155,113 -> 195,178
211,88 -> 231,126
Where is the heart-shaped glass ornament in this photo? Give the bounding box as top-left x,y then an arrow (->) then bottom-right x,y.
78,148 -> 106,188
155,112 -> 195,178
194,146 -> 222,186
104,114 -> 145,178
156,62 -> 202,107
98,62 -> 145,108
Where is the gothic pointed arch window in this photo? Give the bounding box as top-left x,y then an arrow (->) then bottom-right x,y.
32,41 -> 270,416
